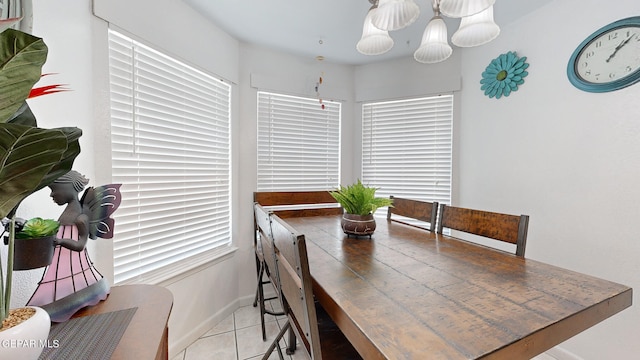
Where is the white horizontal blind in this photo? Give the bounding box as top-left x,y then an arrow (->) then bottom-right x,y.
108,30 -> 231,284
257,91 -> 340,191
362,95 -> 453,211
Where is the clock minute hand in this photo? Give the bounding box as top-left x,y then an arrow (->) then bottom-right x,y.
606,33 -> 636,62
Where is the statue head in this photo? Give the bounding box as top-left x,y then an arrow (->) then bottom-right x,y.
48,170 -> 89,206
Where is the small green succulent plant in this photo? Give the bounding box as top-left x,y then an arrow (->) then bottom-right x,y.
15,218 -> 60,239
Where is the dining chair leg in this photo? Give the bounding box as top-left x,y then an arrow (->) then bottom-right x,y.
262,320 -> 291,360
253,258 -> 262,308
256,262 -> 269,341
286,326 -> 297,355
254,260 -> 285,341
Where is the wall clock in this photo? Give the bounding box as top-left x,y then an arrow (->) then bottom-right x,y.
567,16 -> 640,92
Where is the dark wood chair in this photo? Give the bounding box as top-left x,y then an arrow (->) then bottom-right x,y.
436,204 -> 529,257
254,190 -> 343,218
253,203 -> 283,341
252,191 -> 341,341
263,213 -> 361,360
386,196 -> 438,231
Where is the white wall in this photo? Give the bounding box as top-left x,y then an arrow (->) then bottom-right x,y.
456,0 -> 639,358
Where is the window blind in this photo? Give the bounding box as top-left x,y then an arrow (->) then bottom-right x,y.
257,91 -> 341,191
108,30 -> 231,284
362,95 -> 453,210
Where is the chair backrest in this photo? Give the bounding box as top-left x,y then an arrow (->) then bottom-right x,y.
270,213 -> 322,359
254,191 -> 342,218
436,204 -> 529,257
386,196 -> 438,231
254,203 -> 278,286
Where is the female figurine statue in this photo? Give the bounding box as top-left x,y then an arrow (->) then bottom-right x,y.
27,170 -> 121,322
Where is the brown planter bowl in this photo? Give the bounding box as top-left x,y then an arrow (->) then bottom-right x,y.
12,235 -> 55,270
341,213 -> 376,237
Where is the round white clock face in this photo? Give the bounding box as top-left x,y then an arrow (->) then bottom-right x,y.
575,25 -> 640,84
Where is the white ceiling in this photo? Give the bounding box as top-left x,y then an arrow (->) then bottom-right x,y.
182,0 -> 553,65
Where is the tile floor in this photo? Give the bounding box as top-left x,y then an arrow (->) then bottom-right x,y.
172,300 -> 557,360
171,299 -> 308,360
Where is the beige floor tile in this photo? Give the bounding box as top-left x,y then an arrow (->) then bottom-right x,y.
203,313 -> 234,337
171,350 -> 185,360
235,304 -> 269,330
246,349 -> 291,360
185,331 -> 236,360
236,321 -> 285,360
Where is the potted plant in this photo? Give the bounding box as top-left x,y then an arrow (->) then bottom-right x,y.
330,179 -> 393,237
5,218 -> 60,270
0,27 -> 82,359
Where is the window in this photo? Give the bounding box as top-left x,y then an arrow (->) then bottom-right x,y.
108,30 -> 232,284
362,95 -> 453,211
257,91 -> 340,191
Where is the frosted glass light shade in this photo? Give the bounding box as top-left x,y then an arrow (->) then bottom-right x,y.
357,7 -> 394,55
372,0 -> 420,31
439,0 -> 494,18
413,16 -> 452,64
451,6 -> 500,47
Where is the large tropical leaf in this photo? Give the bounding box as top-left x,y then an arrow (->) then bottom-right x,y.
31,126 -> 82,194
6,101 -> 37,126
0,29 -> 48,123
0,124 -> 71,218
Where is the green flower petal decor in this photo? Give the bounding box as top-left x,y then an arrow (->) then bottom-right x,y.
480,51 -> 529,99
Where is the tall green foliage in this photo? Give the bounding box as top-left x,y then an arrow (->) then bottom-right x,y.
330,179 -> 393,216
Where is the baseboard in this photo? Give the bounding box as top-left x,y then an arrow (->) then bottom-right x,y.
168,294 -> 255,358
546,346 -> 584,360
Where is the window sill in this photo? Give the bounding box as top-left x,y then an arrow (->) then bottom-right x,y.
116,245 -> 238,287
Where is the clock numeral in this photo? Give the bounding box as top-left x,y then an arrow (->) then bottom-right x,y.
593,40 -> 603,48
625,66 -> 633,73
609,72 -> 617,79
608,32 -> 619,41
584,50 -> 595,59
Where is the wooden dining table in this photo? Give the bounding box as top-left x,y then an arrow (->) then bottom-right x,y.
278,213 -> 632,360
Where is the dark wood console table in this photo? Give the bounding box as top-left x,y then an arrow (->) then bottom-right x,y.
47,284 -> 173,360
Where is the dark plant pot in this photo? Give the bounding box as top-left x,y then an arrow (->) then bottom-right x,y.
341,213 -> 376,237
12,235 -> 55,270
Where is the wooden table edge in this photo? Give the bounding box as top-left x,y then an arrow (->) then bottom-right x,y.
481,287 -> 632,359
71,284 -> 174,360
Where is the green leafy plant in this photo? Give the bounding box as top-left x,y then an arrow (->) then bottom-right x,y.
15,218 -> 60,239
0,28 -> 82,328
330,179 -> 393,216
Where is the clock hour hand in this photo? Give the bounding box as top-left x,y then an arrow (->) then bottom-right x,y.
606,33 -> 636,62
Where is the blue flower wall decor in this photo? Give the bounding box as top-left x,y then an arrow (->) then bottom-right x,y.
480,51 -> 529,99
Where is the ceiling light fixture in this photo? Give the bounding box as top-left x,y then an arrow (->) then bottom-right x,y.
414,1 -> 452,63
357,0 -> 395,55
439,0 -> 495,18
357,0 -> 500,63
372,0 -> 421,31
450,5 -> 500,47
